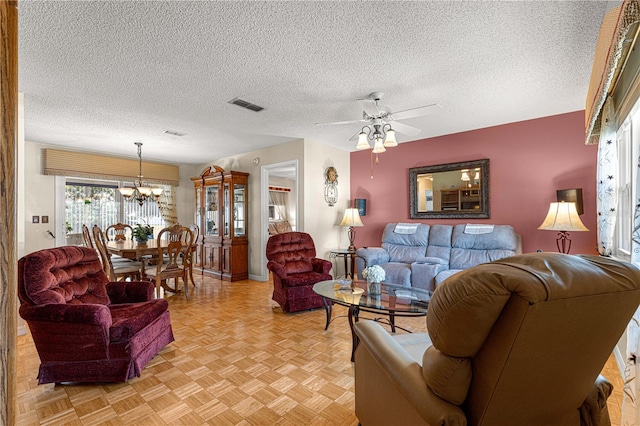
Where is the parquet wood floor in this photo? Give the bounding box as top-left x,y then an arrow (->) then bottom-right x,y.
16,275 -> 625,425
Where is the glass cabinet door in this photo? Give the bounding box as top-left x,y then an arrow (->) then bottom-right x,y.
205,185 -> 219,236
223,183 -> 230,237
234,183 -> 246,237
195,187 -> 202,233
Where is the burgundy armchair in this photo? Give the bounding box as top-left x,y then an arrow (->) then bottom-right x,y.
18,246 -> 174,384
266,232 -> 332,312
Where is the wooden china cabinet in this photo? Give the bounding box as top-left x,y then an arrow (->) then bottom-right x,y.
191,166 -> 249,281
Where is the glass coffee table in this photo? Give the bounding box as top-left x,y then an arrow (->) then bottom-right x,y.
313,280 -> 432,361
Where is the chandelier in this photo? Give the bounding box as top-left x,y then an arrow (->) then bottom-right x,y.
355,121 -> 397,153
118,142 -> 163,206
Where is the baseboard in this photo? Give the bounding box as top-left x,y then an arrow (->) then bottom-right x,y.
17,325 -> 27,336
248,273 -> 267,282
614,345 -> 626,377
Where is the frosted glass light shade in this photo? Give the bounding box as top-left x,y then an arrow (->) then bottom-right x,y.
538,202 -> 589,231
383,129 -> 397,147
372,137 -> 386,154
118,187 -> 135,197
151,187 -> 164,196
137,187 -> 152,196
356,132 -> 370,150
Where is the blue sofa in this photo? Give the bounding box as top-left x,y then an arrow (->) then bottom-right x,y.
355,223 -> 521,291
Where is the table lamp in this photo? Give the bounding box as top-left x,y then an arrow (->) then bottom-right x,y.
340,208 -> 364,252
537,201 -> 589,253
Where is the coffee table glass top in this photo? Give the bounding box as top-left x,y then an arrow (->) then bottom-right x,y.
313,280 -> 431,313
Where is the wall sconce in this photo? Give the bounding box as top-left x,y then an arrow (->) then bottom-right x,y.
324,166 -> 338,206
537,201 -> 589,253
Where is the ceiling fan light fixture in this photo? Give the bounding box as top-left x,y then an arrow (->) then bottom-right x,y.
372,137 -> 386,154
383,128 -> 397,147
356,130 -> 371,150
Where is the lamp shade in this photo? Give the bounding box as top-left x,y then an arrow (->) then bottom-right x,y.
372,138 -> 386,154
538,202 -> 589,232
340,208 -> 364,227
383,128 -> 398,147
356,132 -> 370,150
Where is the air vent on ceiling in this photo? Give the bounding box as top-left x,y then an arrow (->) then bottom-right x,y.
164,129 -> 187,137
228,97 -> 265,112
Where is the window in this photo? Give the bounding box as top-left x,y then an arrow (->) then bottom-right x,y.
65,178 -> 165,245
614,102 -> 640,261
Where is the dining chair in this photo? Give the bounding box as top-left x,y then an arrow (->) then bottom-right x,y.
82,224 -> 94,249
84,223 -> 130,263
92,225 -> 142,281
105,223 -> 134,241
144,224 -> 194,299
187,223 -> 200,287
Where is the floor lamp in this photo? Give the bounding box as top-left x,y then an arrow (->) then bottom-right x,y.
537,201 -> 589,253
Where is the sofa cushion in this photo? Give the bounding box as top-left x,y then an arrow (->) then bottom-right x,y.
281,271 -> 332,287
381,263 -> 412,287
382,223 -> 431,263
422,346 -> 472,405
449,224 -> 518,270
19,246 -> 110,306
109,299 -> 169,342
425,224 -> 454,263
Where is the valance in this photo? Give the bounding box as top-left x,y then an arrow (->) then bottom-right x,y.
44,148 -> 179,186
586,1 -> 640,145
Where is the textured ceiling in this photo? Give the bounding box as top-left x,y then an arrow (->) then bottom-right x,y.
18,1 -> 613,165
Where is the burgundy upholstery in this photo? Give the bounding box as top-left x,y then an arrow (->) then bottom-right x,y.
18,246 -> 174,384
266,232 -> 332,312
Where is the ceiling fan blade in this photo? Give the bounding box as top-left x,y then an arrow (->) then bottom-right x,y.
389,121 -> 422,137
315,118 -> 366,126
390,103 -> 442,121
357,99 -> 381,117
348,130 -> 362,141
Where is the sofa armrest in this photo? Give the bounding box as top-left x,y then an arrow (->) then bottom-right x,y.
579,374 -> 613,426
354,321 -> 466,425
267,261 -> 287,278
106,281 -> 154,304
355,247 -> 390,278
312,258 -> 332,275
19,303 -> 112,327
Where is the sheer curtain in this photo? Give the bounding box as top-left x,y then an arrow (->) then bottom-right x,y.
596,99 -> 618,256
158,185 -> 178,226
269,191 -> 288,222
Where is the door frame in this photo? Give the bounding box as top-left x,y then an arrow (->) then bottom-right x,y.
259,160 -> 299,282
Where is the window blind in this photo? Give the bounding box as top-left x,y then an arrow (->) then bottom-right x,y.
585,2 -> 640,145
44,148 -> 179,186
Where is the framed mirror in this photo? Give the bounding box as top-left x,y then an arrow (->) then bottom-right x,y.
409,159 -> 490,219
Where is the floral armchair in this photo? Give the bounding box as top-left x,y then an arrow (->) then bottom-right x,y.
266,232 -> 332,312
18,246 -> 174,384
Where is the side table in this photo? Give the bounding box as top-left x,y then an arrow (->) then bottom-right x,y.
329,249 -> 357,279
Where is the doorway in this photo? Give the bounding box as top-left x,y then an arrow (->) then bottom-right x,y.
260,160 -> 298,281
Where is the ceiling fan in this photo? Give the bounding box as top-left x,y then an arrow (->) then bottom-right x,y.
315,92 -> 442,148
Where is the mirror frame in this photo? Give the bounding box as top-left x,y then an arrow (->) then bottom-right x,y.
409,159 -> 490,219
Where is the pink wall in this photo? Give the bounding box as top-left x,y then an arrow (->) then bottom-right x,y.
350,111 -> 598,255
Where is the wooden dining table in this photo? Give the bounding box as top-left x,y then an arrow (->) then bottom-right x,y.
106,240 -> 190,294
106,239 -> 173,260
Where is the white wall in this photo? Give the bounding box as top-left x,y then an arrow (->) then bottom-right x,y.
24,142 -> 57,254
302,140 -> 352,260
